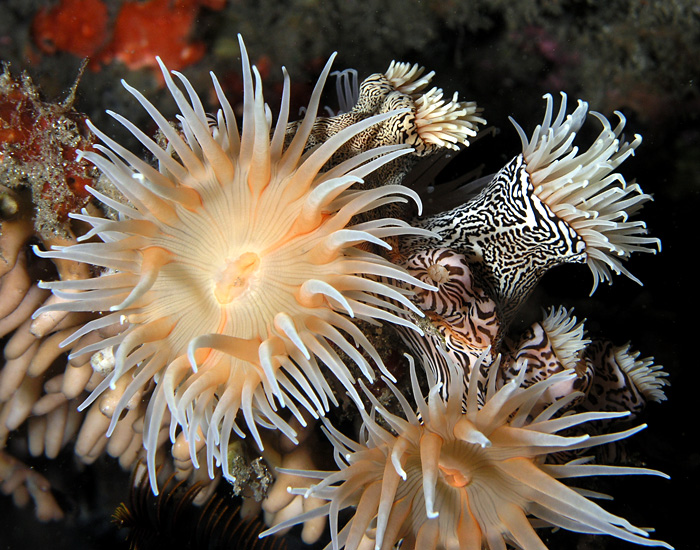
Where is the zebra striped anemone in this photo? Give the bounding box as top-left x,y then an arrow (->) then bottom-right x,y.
383,61 -> 485,151
263,351 -> 671,550
33,35 -> 435,491
511,92 -> 661,293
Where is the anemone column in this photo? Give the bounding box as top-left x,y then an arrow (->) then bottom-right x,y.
402,93 -> 659,325
391,93 -> 661,395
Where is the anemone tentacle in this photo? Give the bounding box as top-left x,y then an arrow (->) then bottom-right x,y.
401,92 -> 660,322
34,36 -> 438,493
261,350 -> 671,550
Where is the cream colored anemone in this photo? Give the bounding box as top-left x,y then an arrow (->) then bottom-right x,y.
610,343 -> 668,404
538,306 -> 589,369
510,93 -> 660,293
34,35 -> 435,492
386,61 -> 485,151
263,351 -> 670,550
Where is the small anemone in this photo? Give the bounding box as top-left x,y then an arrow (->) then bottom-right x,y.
384,61 -> 435,96
510,92 -> 661,294
414,88 -> 486,150
612,343 -> 669,404
540,305 -> 590,370
330,68 -> 359,114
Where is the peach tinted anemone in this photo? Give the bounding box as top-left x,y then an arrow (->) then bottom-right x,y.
263,350 -> 671,550
33,35 -> 436,493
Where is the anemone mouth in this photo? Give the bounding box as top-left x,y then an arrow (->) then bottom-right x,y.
213,251 -> 261,304
435,439 -> 486,489
33,35 -> 441,492
509,92 -> 660,294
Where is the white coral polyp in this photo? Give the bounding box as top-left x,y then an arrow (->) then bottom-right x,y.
263,351 -> 671,550
33,36 -> 436,492
510,92 -> 661,293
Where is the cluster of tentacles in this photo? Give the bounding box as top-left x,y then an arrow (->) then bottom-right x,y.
1,37 -> 669,549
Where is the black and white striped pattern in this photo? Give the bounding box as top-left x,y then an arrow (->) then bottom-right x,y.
390,247 -> 498,405
403,154 -> 587,322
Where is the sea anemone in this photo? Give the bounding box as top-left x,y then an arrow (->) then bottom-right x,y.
301,60 -> 485,165
263,351 -> 671,549
580,340 -> 669,418
381,61 -> 485,151
401,92 -> 660,322
501,306 -> 591,412
510,92 -> 661,293
33,35 -> 436,492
